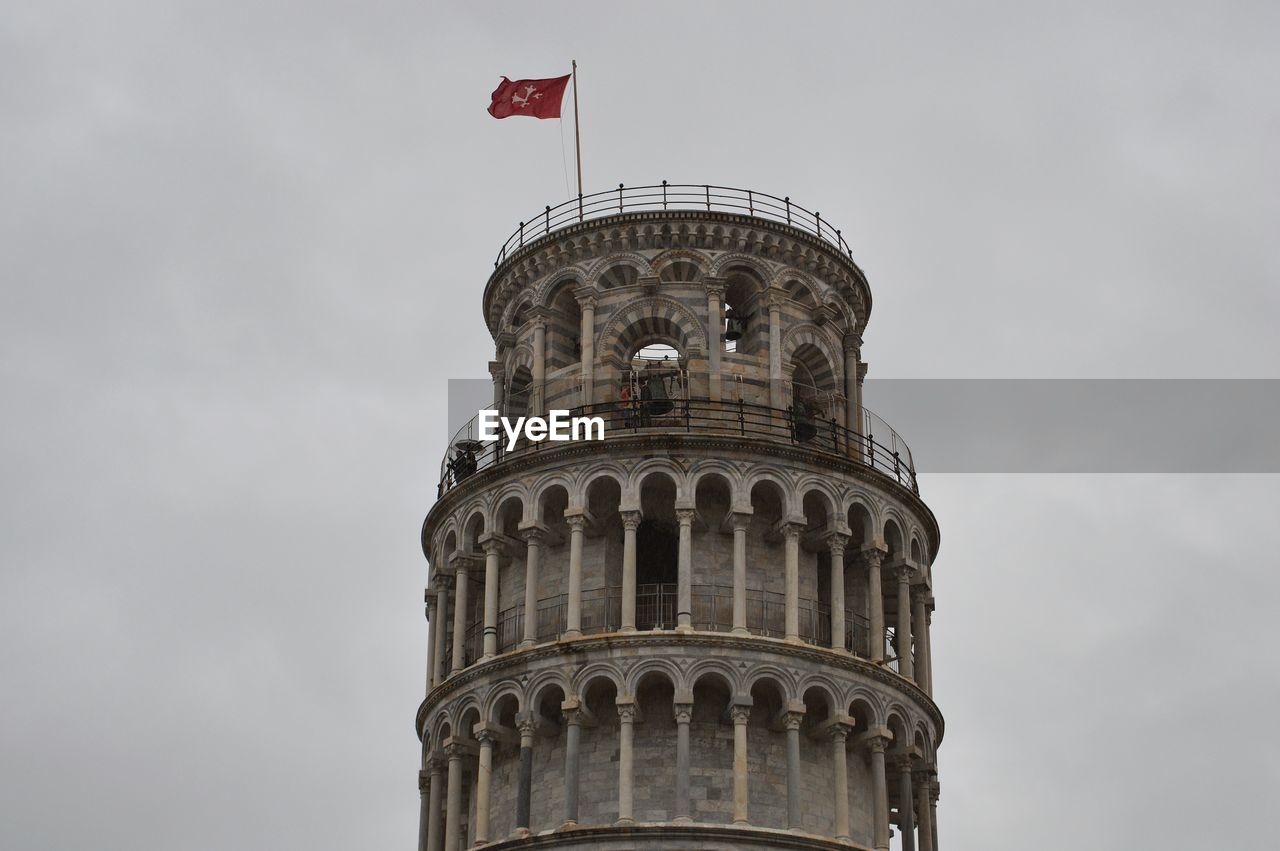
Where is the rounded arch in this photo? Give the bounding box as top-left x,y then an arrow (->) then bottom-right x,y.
687,658 -> 743,696
628,459 -> 688,501
846,692 -> 882,732
585,252 -> 653,287
651,248 -> 709,283
845,496 -> 876,545
532,269 -> 585,307
707,252 -> 774,284
502,291 -> 537,333
571,663 -> 625,698
625,658 -> 683,695
483,683 -> 525,722
687,460 -> 744,506
783,325 -> 841,392
743,664 -> 800,702
461,509 -> 486,551
597,295 -> 707,368
882,514 -> 907,560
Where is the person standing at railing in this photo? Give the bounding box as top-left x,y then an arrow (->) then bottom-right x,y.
619,382 -> 634,428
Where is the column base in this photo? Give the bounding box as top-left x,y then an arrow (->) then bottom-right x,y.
673,816 -> 693,825
675,624 -> 694,634
619,626 -> 637,634
731,627 -> 750,637
613,818 -> 635,827
562,630 -> 582,640
509,828 -> 530,840
518,639 -> 536,649
784,635 -> 803,644
733,818 -> 750,826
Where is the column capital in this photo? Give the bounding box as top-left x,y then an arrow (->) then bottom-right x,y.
427,754 -> 447,775
479,533 -> 506,556
896,563 -> 916,583
824,530 -> 851,554
572,284 -> 599,308
781,709 -> 805,732
779,517 -> 807,540
862,733 -> 893,754
842,332 -> 863,355
913,767 -> 937,786
487,360 -> 505,380
703,278 -> 726,299
828,721 -> 853,744
766,290 -> 787,311
673,702 -> 694,725
857,361 -> 870,384
729,704 -> 752,725
861,543 -> 888,567
617,702 -> 639,724
620,509 -> 642,531
563,507 -> 589,532
518,522 -> 548,544
561,705 -> 584,726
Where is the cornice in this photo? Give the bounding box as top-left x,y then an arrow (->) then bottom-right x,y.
414,630 -> 943,741
421,432 -> 939,559
473,822 -> 872,850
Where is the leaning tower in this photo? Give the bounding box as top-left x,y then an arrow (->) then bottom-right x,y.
417,184 -> 942,851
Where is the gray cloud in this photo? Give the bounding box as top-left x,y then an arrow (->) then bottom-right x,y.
2,1 -> 1277,849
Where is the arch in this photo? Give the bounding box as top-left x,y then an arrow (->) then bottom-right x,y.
571,664 -> 625,697
584,252 -> 653,287
846,692 -> 880,734
597,295 -> 708,368
845,497 -> 876,545
882,515 -> 906,560
743,664 -> 799,702
687,659 -> 742,696
783,325 -> 841,393
651,248 -> 709,283
461,509 -> 486,552
628,459 -> 687,500
484,683 -> 525,723
707,252 -> 774,284
687,460 -> 745,506
625,658 -> 682,695
532,268 -> 584,308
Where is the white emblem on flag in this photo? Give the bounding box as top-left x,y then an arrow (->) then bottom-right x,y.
512,85 -> 544,108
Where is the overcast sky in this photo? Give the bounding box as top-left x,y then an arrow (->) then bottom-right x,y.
3,2 -> 1278,849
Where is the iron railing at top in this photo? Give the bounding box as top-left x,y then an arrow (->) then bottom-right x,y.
438,397 -> 917,497
493,182 -> 856,270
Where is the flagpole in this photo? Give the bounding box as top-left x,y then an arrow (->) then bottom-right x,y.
572,60 -> 583,199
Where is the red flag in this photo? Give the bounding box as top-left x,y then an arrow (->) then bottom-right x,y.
487,75 -> 571,119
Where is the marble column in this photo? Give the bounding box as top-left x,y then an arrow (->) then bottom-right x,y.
425,758 -> 444,851
843,333 -> 861,443
481,537 -> 502,660
896,565 -> 914,681
673,701 -> 693,823
912,587 -> 931,695
924,605 -> 935,696
783,708 -> 804,829
442,741 -> 464,851
432,580 -> 450,683
705,280 -> 724,401
915,770 -> 935,851
897,758 -> 916,851
564,511 -> 586,638
519,526 -> 542,647
418,768 -> 430,851
768,293 -> 784,410
424,592 -> 437,691
929,779 -> 940,851
731,510 -> 752,635
867,736 -> 890,851
473,729 -> 496,844
515,715 -> 535,833
730,703 -> 751,824
675,508 -> 695,632
783,523 -> 802,642
616,698 -> 637,825
577,290 -> 596,406
827,533 -> 849,651
562,705 -> 582,825
830,723 -> 852,841
620,510 -> 641,632
864,548 -> 885,661
451,564 -> 469,672
531,317 -> 546,415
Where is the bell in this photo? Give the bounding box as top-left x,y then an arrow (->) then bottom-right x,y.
724,312 -> 744,342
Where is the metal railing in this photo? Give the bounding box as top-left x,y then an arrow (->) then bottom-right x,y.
442,583 -> 874,663
438,397 -> 917,497
493,182 -> 855,270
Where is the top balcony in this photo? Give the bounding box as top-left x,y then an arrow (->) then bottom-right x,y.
490,182 -> 856,272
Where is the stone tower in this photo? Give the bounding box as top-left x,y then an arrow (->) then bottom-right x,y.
417,185 -> 942,851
